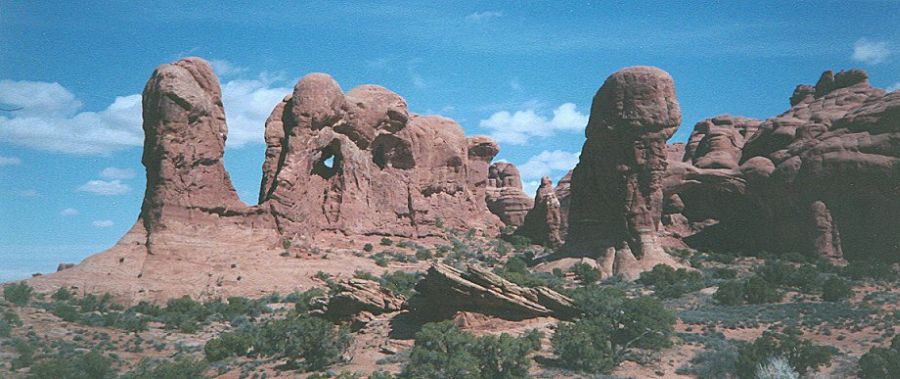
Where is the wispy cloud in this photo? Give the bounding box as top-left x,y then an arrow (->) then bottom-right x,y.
466,11 -> 503,23
60,208 -> 79,216
17,189 -> 39,198
0,72 -> 291,155
92,220 -> 114,228
479,103 -> 588,145
209,59 -> 247,77
100,167 -> 136,180
887,82 -> 900,92
852,38 -> 891,65
0,156 -> 21,166
77,180 -> 130,196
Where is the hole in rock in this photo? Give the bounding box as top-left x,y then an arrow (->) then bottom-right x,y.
313,142 -> 342,179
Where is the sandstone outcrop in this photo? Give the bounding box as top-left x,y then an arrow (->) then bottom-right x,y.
259,74 -> 502,238
528,68 -> 899,264
409,263 -> 577,320
316,278 -> 405,324
485,162 -> 534,227
516,177 -> 563,248
26,57 -> 504,302
564,66 -> 685,279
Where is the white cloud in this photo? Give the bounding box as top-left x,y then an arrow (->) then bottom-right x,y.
852,38 -> 890,65
60,208 -> 79,216
466,11 -> 503,22
100,167 -> 136,180
0,81 -> 143,154
92,220 -> 114,228
220,75 -> 292,148
209,59 -> 246,77
522,180 -> 541,197
479,103 -> 588,145
518,150 -> 580,182
77,180 -> 130,196
0,156 -> 21,166
888,82 -> 900,92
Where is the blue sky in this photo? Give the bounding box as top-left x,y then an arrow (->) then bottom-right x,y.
1,1 -> 899,281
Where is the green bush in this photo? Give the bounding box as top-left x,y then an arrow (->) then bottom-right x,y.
821,276 -> 853,302
204,331 -> 254,361
857,335 -> 900,378
570,262 -> 601,284
380,237 -> 394,246
11,338 -> 35,370
28,350 -> 112,379
711,267 -> 738,279
1,308 -> 22,337
713,280 -> 745,305
51,287 -> 73,301
638,264 -> 704,298
552,286 -> 675,373
255,316 -> 351,371
735,330 -> 834,379
380,271 -> 420,298
292,288 -> 326,314
51,302 -> 81,322
121,356 -> 209,379
743,276 -> 783,304
363,243 -> 374,252
3,282 -> 34,306
493,257 -> 563,289
841,260 -> 897,281
400,321 -> 540,379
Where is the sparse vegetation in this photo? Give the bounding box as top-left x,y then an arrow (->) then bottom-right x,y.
638,264 -> 704,299
857,335 -> 900,378
735,329 -> 835,379
3,282 -> 34,305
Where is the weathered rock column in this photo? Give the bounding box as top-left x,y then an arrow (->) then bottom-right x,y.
566,66 -> 683,279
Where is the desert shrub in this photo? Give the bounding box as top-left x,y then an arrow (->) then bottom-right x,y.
711,267 -> 738,279
638,264 -> 704,298
380,237 -> 394,246
401,321 -> 479,378
494,257 -> 563,289
475,330 -> 542,379
787,264 -> 821,293
204,331 -> 254,361
353,270 -> 379,281
400,321 -> 539,379
51,287 -> 73,301
1,308 -> 22,337
570,262 -> 601,284
11,338 -> 35,369
3,282 -> 33,305
77,293 -> 114,313
754,356 -> 798,379
743,276 -> 783,304
681,338 -> 739,379
415,247 -> 433,260
841,259 -> 897,281
553,286 -> 675,373
51,302 -> 81,322
553,317 -> 617,373
507,235 -> 531,251
255,316 -> 351,371
713,280 -> 745,305
380,271 -> 420,298
292,288 -> 326,314
708,252 -> 736,264
121,356 -> 209,379
158,296 -> 209,333
735,330 -> 835,379
755,261 -> 794,287
363,243 -> 374,252
27,349 -> 113,379
369,370 -> 396,379
821,276 -> 853,302
857,335 -> 900,378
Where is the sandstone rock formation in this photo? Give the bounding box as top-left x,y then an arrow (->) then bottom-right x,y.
564,66 -> 685,279
516,177 -> 563,248
258,74 -> 502,238
485,162 -> 534,227
527,68 -> 899,264
26,57 -> 504,302
409,263 -> 577,321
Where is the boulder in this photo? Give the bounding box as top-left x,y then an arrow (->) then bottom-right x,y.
409,263 -> 577,320
318,278 -> 405,322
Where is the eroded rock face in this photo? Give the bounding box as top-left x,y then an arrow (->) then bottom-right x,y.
516,177 -> 563,248
683,115 -> 761,169
259,73 -> 501,238
317,278 -> 405,321
485,162 -> 534,227
409,263 -> 577,321
565,66 -> 684,279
